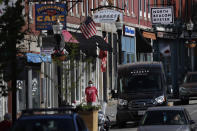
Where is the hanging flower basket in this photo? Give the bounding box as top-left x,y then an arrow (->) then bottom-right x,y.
185,43 -> 196,48
52,55 -> 67,61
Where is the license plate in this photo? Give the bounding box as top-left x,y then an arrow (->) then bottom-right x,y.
138,110 -> 145,115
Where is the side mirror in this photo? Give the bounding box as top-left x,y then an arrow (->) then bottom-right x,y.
111,90 -> 118,98
190,120 -> 195,124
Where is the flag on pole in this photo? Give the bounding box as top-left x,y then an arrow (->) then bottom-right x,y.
80,16 -> 97,39
99,36 -> 108,72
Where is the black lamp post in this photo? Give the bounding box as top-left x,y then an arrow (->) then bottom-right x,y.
115,19 -> 123,64
52,19 -> 63,107
186,19 -> 194,71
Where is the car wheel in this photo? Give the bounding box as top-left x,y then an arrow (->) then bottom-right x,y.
181,98 -> 189,105
116,116 -> 125,128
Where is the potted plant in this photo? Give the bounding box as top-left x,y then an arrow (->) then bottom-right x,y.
76,103 -> 100,131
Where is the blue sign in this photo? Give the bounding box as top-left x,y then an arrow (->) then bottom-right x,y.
35,4 -> 66,30
124,25 -> 135,37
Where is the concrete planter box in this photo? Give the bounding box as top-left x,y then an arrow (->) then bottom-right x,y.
78,110 -> 98,131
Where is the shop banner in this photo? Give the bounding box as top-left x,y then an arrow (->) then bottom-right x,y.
35,4 -> 66,30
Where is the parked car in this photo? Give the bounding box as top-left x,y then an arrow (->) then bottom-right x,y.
137,106 -> 196,131
11,107 -> 89,131
179,72 -> 197,105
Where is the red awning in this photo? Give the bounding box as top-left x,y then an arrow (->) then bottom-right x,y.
62,30 -> 79,44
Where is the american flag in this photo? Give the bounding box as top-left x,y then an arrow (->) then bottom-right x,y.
80,16 -> 97,39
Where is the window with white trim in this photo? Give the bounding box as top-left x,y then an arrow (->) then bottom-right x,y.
140,0 -> 142,17
161,0 -> 165,5
81,0 -> 85,16
154,0 -> 157,7
86,0 -> 89,16
91,0 -> 94,15
131,0 -> 136,17
179,0 -> 182,17
76,2 -> 79,17
70,1 -> 74,16
122,0 -> 125,14
29,2 -> 33,23
144,0 -> 147,18
126,0 -> 130,15
148,0 -> 150,18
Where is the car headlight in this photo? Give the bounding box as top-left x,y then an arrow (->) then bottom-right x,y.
118,99 -> 128,106
155,95 -> 165,104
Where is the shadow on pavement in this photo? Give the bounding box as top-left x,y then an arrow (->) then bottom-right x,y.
111,121 -> 139,129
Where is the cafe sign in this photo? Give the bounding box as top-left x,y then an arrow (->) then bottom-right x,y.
35,4 -> 66,30
93,9 -> 123,23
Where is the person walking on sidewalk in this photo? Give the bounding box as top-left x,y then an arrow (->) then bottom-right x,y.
0,113 -> 12,131
85,80 -> 98,106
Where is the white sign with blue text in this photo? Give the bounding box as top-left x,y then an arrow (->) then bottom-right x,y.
124,26 -> 135,37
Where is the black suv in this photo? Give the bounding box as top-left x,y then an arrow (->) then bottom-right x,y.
11,107 -> 89,131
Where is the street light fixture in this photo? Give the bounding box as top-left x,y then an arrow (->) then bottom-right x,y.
115,17 -> 123,64
186,19 -> 194,38
52,19 -> 63,107
52,19 -> 64,50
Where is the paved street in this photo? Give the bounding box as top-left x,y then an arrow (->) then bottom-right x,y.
110,100 -> 197,131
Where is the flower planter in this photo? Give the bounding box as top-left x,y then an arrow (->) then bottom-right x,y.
52,55 -> 67,61
78,110 -> 98,131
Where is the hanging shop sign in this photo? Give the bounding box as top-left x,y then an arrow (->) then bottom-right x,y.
142,31 -> 156,40
93,9 -> 123,23
157,32 -> 177,39
151,6 -> 174,25
35,4 -> 66,30
123,25 -> 135,37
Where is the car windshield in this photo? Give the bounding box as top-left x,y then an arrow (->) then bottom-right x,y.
11,118 -> 75,131
185,74 -> 197,83
119,72 -> 162,93
140,110 -> 187,125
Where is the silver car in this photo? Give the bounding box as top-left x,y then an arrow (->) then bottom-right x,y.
137,106 -> 196,131
179,72 -> 197,105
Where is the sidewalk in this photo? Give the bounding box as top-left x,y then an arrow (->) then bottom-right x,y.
105,99 -> 117,126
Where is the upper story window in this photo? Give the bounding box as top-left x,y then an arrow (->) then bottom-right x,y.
154,0 -> 157,6
70,1 -> 74,16
76,2 -> 79,16
161,0 -> 165,6
91,0 -> 94,15
144,0 -> 147,18
126,0 -> 130,15
122,0 -> 125,14
29,2 -> 33,23
131,0 -> 136,17
86,0 -> 89,16
81,0 -> 85,16
179,0 -> 182,17
148,0 -> 150,18
139,0 -> 142,17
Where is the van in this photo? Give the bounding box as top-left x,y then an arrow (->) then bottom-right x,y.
112,62 -> 171,127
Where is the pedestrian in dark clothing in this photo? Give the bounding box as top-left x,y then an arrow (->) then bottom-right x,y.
0,113 -> 12,131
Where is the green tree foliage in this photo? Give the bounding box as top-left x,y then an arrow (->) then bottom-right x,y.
0,0 -> 25,96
